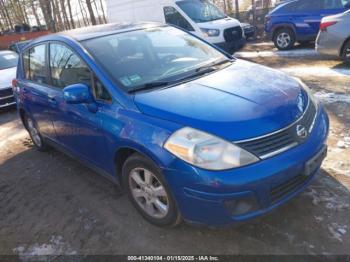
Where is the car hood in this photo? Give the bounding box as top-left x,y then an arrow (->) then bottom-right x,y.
0,67 -> 16,89
196,17 -> 241,29
134,59 -> 308,141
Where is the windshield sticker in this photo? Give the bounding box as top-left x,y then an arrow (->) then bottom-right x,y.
119,76 -> 132,87
129,74 -> 142,83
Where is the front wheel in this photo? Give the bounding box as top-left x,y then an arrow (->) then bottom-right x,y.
122,153 -> 181,227
273,28 -> 295,50
342,40 -> 350,65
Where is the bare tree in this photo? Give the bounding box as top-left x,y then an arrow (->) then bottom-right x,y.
85,0 -> 97,25
30,0 -> 41,26
93,0 -> 102,24
235,0 -> 240,19
0,0 -> 14,29
99,0 -> 107,23
60,0 -> 70,29
66,0 -> 75,28
78,0 -> 90,26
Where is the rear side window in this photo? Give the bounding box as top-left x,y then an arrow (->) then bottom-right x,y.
283,0 -> 321,11
322,0 -> 346,8
49,43 -> 91,88
23,44 -> 48,84
163,6 -> 194,31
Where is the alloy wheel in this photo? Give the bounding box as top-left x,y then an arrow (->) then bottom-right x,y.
27,118 -> 42,147
276,33 -> 291,49
128,167 -> 169,219
345,47 -> 350,61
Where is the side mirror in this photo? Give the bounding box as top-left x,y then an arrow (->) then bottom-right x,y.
63,83 -> 92,104
345,1 -> 350,8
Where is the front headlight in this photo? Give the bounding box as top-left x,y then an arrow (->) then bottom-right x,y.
200,28 -> 220,37
294,77 -> 319,109
164,127 -> 259,170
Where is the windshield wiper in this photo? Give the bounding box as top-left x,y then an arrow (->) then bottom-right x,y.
129,60 -> 233,93
128,81 -> 173,93
195,59 -> 232,73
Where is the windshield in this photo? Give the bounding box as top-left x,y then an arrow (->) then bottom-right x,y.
0,51 -> 18,70
177,0 -> 227,23
82,26 -> 227,92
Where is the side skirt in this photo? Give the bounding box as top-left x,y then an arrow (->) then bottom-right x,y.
44,137 -> 122,190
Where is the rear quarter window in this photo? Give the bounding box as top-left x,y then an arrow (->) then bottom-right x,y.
23,44 -> 48,85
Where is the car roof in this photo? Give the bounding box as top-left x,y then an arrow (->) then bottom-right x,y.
48,22 -> 164,42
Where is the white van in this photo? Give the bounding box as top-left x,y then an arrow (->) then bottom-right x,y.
106,0 -> 246,53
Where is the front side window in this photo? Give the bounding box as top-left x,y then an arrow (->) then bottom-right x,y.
82,26 -> 228,93
177,0 -> 227,23
23,44 -> 48,84
0,51 -> 18,70
163,6 -> 194,31
49,43 -> 91,88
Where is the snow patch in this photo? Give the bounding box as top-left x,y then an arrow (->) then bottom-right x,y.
235,49 -> 318,58
13,236 -> 76,259
281,66 -> 350,77
314,91 -> 350,104
303,187 -> 350,211
328,223 -> 348,242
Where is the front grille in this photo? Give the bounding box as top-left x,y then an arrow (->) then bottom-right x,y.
224,26 -> 243,42
0,95 -> 15,107
270,174 -> 310,204
237,100 -> 317,159
0,87 -> 13,98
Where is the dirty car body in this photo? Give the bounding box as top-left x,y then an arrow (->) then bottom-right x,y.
15,23 -> 329,226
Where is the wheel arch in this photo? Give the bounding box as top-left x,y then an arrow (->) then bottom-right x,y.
340,37 -> 350,57
272,23 -> 296,39
113,145 -> 165,188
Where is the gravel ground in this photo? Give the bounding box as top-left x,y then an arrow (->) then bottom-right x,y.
0,42 -> 349,257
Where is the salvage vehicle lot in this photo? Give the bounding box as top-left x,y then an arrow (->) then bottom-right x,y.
1,42 -> 350,256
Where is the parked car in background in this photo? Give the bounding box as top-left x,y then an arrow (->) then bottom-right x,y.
316,10 -> 350,64
15,23 -> 328,227
0,51 -> 18,110
265,0 -> 350,50
106,0 -> 246,53
241,23 -> 256,40
8,40 -> 31,54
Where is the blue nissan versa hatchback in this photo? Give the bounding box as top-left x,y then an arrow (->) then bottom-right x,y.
265,0 -> 350,50
14,23 -> 329,227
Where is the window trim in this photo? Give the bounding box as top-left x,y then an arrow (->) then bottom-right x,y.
22,42 -> 52,88
163,6 -> 195,32
22,40 -> 113,105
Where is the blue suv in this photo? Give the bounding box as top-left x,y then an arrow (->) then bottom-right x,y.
14,23 -> 329,227
265,0 -> 350,50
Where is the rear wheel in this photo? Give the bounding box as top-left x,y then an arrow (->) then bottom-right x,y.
342,40 -> 350,65
273,28 -> 295,50
25,115 -> 48,151
122,153 -> 181,227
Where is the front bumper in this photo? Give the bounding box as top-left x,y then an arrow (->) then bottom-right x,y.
0,87 -> 16,109
215,38 -> 246,54
163,107 -> 329,226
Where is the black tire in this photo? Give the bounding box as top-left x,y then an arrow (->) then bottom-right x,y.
273,28 -> 296,50
122,153 -> 182,227
342,40 -> 350,65
25,114 -> 49,152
